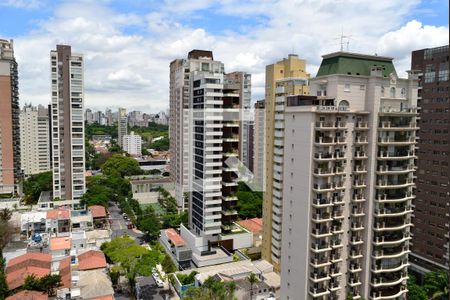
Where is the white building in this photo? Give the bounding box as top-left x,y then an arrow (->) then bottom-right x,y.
253,100 -> 265,190
118,107 -> 127,148
50,45 -> 86,201
19,105 -> 51,176
123,131 -> 142,156
277,52 -> 418,300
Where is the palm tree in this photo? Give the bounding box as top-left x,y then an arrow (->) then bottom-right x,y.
247,273 -> 259,300
424,271 -> 449,300
224,281 -> 236,300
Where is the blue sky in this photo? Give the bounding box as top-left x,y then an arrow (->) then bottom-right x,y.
0,0 -> 448,111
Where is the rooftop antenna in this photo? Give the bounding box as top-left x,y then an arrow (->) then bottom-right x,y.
336,27 -> 353,52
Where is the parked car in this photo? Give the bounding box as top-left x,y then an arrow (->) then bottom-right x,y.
152,273 -> 160,281
151,267 -> 157,273
156,279 -> 164,288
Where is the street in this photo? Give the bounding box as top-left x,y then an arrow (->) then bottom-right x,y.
109,202 -> 143,241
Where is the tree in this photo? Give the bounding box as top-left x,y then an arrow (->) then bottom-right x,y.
424,271 -> 449,300
0,219 -> 14,249
408,275 -> 427,300
150,137 -> 169,151
0,209 -> 12,222
22,274 -> 61,296
247,273 -> 258,300
161,254 -> 177,274
23,171 -> 52,204
101,154 -> 143,177
0,250 -> 8,299
138,206 -> 161,239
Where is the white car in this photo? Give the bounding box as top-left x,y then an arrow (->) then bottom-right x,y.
151,267 -> 157,273
156,279 -> 164,288
152,273 -> 160,281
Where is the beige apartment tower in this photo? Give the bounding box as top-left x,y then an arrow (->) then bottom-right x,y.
262,54 -> 310,271
118,107 -> 127,147
50,45 -> 85,201
0,39 -> 21,194
278,52 -> 418,300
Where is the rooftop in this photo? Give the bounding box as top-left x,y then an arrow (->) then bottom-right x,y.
47,208 -> 70,220
50,236 -> 71,251
59,257 -> 72,288
78,269 -> 114,300
165,228 -> 186,247
238,218 -> 263,234
78,250 -> 107,271
316,51 -> 396,77
6,253 -> 51,290
88,205 -> 107,218
6,290 -> 48,300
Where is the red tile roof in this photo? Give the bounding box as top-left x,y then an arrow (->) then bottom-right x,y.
86,296 -> 114,300
47,207 -> 70,220
88,205 -> 107,218
59,257 -> 72,289
78,250 -> 107,271
50,236 -> 71,251
165,228 -> 185,246
238,218 -> 263,234
6,253 -> 51,290
6,290 -> 48,300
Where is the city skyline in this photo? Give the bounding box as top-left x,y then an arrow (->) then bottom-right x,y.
0,0 -> 447,111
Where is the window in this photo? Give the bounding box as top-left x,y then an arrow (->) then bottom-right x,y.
344,84 -> 350,92
425,64 -> 436,83
390,87 -> 396,98
360,84 -> 365,90
438,62 -> 449,82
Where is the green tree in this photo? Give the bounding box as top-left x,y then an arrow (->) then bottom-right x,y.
22,274 -> 61,296
0,250 -> 8,299
247,273 -> 258,300
138,206 -> 161,239
101,154 -> 143,177
408,275 -> 427,300
161,254 -> 177,274
150,137 -> 169,151
23,171 -> 52,204
0,209 -> 12,222
424,271 -> 449,300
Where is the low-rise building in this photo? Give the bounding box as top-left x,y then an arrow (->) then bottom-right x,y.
160,228 -> 192,270
20,211 -> 46,237
46,207 -> 71,235
5,252 -> 52,291
77,269 -> 115,300
85,229 -> 111,250
6,290 -> 48,300
49,236 -> 71,259
88,205 -> 108,228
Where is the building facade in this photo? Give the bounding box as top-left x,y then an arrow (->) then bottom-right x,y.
410,45 -> 450,273
20,105 -> 51,176
123,131 -> 142,157
262,54 -> 310,271
118,108 -> 127,148
278,52 -> 418,300
253,100 -> 265,190
51,45 -> 86,201
0,39 -> 21,194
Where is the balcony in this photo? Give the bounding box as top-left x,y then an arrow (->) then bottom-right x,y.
313,198 -> 333,208
314,152 -> 335,161
332,209 -> 344,220
315,121 -> 335,130
372,246 -> 410,259
330,266 -> 342,277
371,286 -> 408,300
308,286 -> 330,297
351,208 -> 365,217
310,256 -> 331,268
352,194 -> 366,203
333,195 -> 345,205
332,225 -> 344,234
335,137 -> 346,144
311,242 -> 332,253
353,166 -> 367,174
371,272 -> 408,288
376,178 -> 414,189
372,233 -> 411,247
311,227 -> 333,238
309,272 -> 331,283
348,276 -> 362,287
375,192 -> 414,203
352,180 -> 366,188
373,206 -> 412,217
377,137 -> 416,145
377,150 -> 416,160
331,239 -> 343,249
379,106 -> 418,115
313,183 -> 334,192
355,121 -> 369,130
312,212 -> 333,223
334,181 -> 345,190
221,209 -> 238,216
379,121 -> 418,131
315,137 -> 336,146
314,168 -> 335,177
334,166 -> 345,175
354,136 -> 368,144
374,220 -> 412,232
376,165 -> 415,175
350,222 -> 364,231
354,151 -> 368,159
350,236 -> 364,246
372,259 -> 409,273
335,121 -> 347,129
349,263 -> 362,273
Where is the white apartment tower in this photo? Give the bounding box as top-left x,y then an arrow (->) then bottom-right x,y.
20,105 -> 51,176
118,107 -> 127,148
50,45 -> 86,201
123,131 -> 142,156
278,52 -> 418,300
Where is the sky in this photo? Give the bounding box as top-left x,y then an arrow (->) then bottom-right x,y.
0,0 -> 448,112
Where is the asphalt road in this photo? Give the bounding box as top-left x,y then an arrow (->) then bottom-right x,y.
109,202 -> 143,241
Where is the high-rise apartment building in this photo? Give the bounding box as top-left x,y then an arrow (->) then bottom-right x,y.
0,39 -> 21,194
410,45 -> 450,273
123,131 -> 142,157
118,108 -> 127,148
262,54 -> 310,271
20,105 -> 51,176
253,100 -> 265,191
105,108 -> 113,126
50,45 -> 86,201
276,52 -> 418,300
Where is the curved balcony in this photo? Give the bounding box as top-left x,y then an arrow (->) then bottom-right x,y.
371,286 -> 408,300
372,247 -> 410,259
373,206 -> 412,217
334,181 -> 345,190
333,195 -> 345,205
377,150 -> 416,160
375,192 -> 414,203
372,233 -> 411,246
329,281 -> 341,291
371,259 -> 409,273
373,220 -> 412,232
371,272 -> 408,288
332,225 -> 344,234
332,210 -> 345,220
376,165 -> 415,175
377,137 -> 416,146
331,239 -> 343,249
330,266 -> 342,277
376,179 -> 414,189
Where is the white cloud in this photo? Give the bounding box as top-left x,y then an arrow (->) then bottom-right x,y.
0,0 -> 42,9
10,0 -> 448,112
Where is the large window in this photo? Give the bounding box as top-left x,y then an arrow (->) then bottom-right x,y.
424,64 -> 436,83
438,62 -> 449,82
